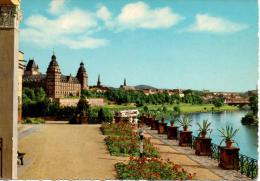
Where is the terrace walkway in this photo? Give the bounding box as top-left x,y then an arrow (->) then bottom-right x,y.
18,123 -> 127,179
145,129 -> 251,181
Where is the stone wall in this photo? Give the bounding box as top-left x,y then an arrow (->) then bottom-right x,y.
57,98 -> 105,107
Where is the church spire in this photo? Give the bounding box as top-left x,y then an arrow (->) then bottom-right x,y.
124,78 -> 126,86
97,74 -> 101,87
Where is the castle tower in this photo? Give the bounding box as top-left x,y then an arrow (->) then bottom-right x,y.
46,53 -> 61,98
24,59 -> 40,75
97,74 -> 101,87
76,61 -> 88,90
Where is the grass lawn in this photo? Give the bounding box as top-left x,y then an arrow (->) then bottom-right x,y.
93,104 -> 137,111
146,103 -> 239,113
97,103 -> 239,114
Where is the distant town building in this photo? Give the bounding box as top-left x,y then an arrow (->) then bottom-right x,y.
97,74 -> 101,87
120,78 -> 135,90
142,88 -> 184,97
172,89 -> 185,97
23,53 -> 88,98
89,74 -> 108,93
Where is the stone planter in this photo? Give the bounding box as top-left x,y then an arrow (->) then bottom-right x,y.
151,120 -> 159,130
114,116 -> 122,123
179,131 -> 192,146
195,137 -> 212,156
167,126 -> 179,140
140,116 -> 145,124
145,117 -> 153,126
77,115 -> 88,124
158,122 -> 167,134
219,147 -> 240,170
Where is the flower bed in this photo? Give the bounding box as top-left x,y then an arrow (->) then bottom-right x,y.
100,122 -> 133,136
105,135 -> 160,157
115,157 -> 195,180
101,122 -> 160,157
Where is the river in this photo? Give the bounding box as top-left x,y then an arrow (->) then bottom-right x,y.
166,111 -> 258,159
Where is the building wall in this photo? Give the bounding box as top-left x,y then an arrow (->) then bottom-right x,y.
18,51 -> 23,123
58,98 -> 105,107
58,82 -> 81,97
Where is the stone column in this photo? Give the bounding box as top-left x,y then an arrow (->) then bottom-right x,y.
0,4 -> 21,179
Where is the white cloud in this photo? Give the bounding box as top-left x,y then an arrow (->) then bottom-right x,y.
21,1 -> 183,49
60,37 -> 109,49
186,14 -> 248,33
26,10 -> 97,35
48,0 -> 66,15
96,6 -> 114,28
21,8 -> 107,49
97,6 -> 111,22
116,1 -> 183,30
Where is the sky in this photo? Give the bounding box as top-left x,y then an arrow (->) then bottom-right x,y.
20,0 -> 258,92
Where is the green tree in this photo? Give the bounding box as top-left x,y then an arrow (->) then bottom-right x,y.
98,108 -> 105,123
77,96 -> 90,116
34,87 -> 46,102
212,98 -> 224,108
173,106 -> 181,116
249,95 -> 258,115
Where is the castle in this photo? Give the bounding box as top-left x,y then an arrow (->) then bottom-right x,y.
23,53 -> 88,98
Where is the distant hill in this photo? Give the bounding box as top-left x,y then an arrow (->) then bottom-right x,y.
135,85 -> 157,90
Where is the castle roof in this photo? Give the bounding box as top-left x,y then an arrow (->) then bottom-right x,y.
47,54 -> 61,73
25,59 -> 38,71
61,75 -> 80,84
23,74 -> 46,82
77,62 -> 87,74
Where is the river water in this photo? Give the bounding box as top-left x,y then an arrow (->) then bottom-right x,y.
166,111 -> 258,159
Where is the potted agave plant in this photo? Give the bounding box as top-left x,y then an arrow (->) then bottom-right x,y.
167,114 -> 179,140
218,125 -> 240,170
178,115 -> 193,146
169,113 -> 176,127
158,112 -> 167,134
218,125 -> 239,148
197,120 -> 212,138
195,120 -> 213,156
178,115 -> 192,131
150,111 -> 161,130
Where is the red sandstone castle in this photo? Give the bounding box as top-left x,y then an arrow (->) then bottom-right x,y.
23,53 -> 88,98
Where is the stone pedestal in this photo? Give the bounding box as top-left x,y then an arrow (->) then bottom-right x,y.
219,147 -> 240,170
179,131 -> 192,146
167,126 -> 179,140
195,138 -> 212,156
158,123 -> 167,134
0,3 -> 21,179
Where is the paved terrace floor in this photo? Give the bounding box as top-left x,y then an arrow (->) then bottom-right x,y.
18,123 -> 127,179
145,128 -> 251,181
18,123 -> 252,180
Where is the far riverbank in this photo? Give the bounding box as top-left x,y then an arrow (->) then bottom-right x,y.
95,103 -> 239,114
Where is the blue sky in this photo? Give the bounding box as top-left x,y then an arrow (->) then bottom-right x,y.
20,0 -> 258,92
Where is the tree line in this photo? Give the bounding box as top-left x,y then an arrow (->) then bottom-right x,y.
22,87 -> 113,123
82,88 -> 215,106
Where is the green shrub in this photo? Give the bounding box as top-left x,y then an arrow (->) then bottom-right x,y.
77,96 -> 90,116
241,112 -> 258,125
23,117 -> 45,124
